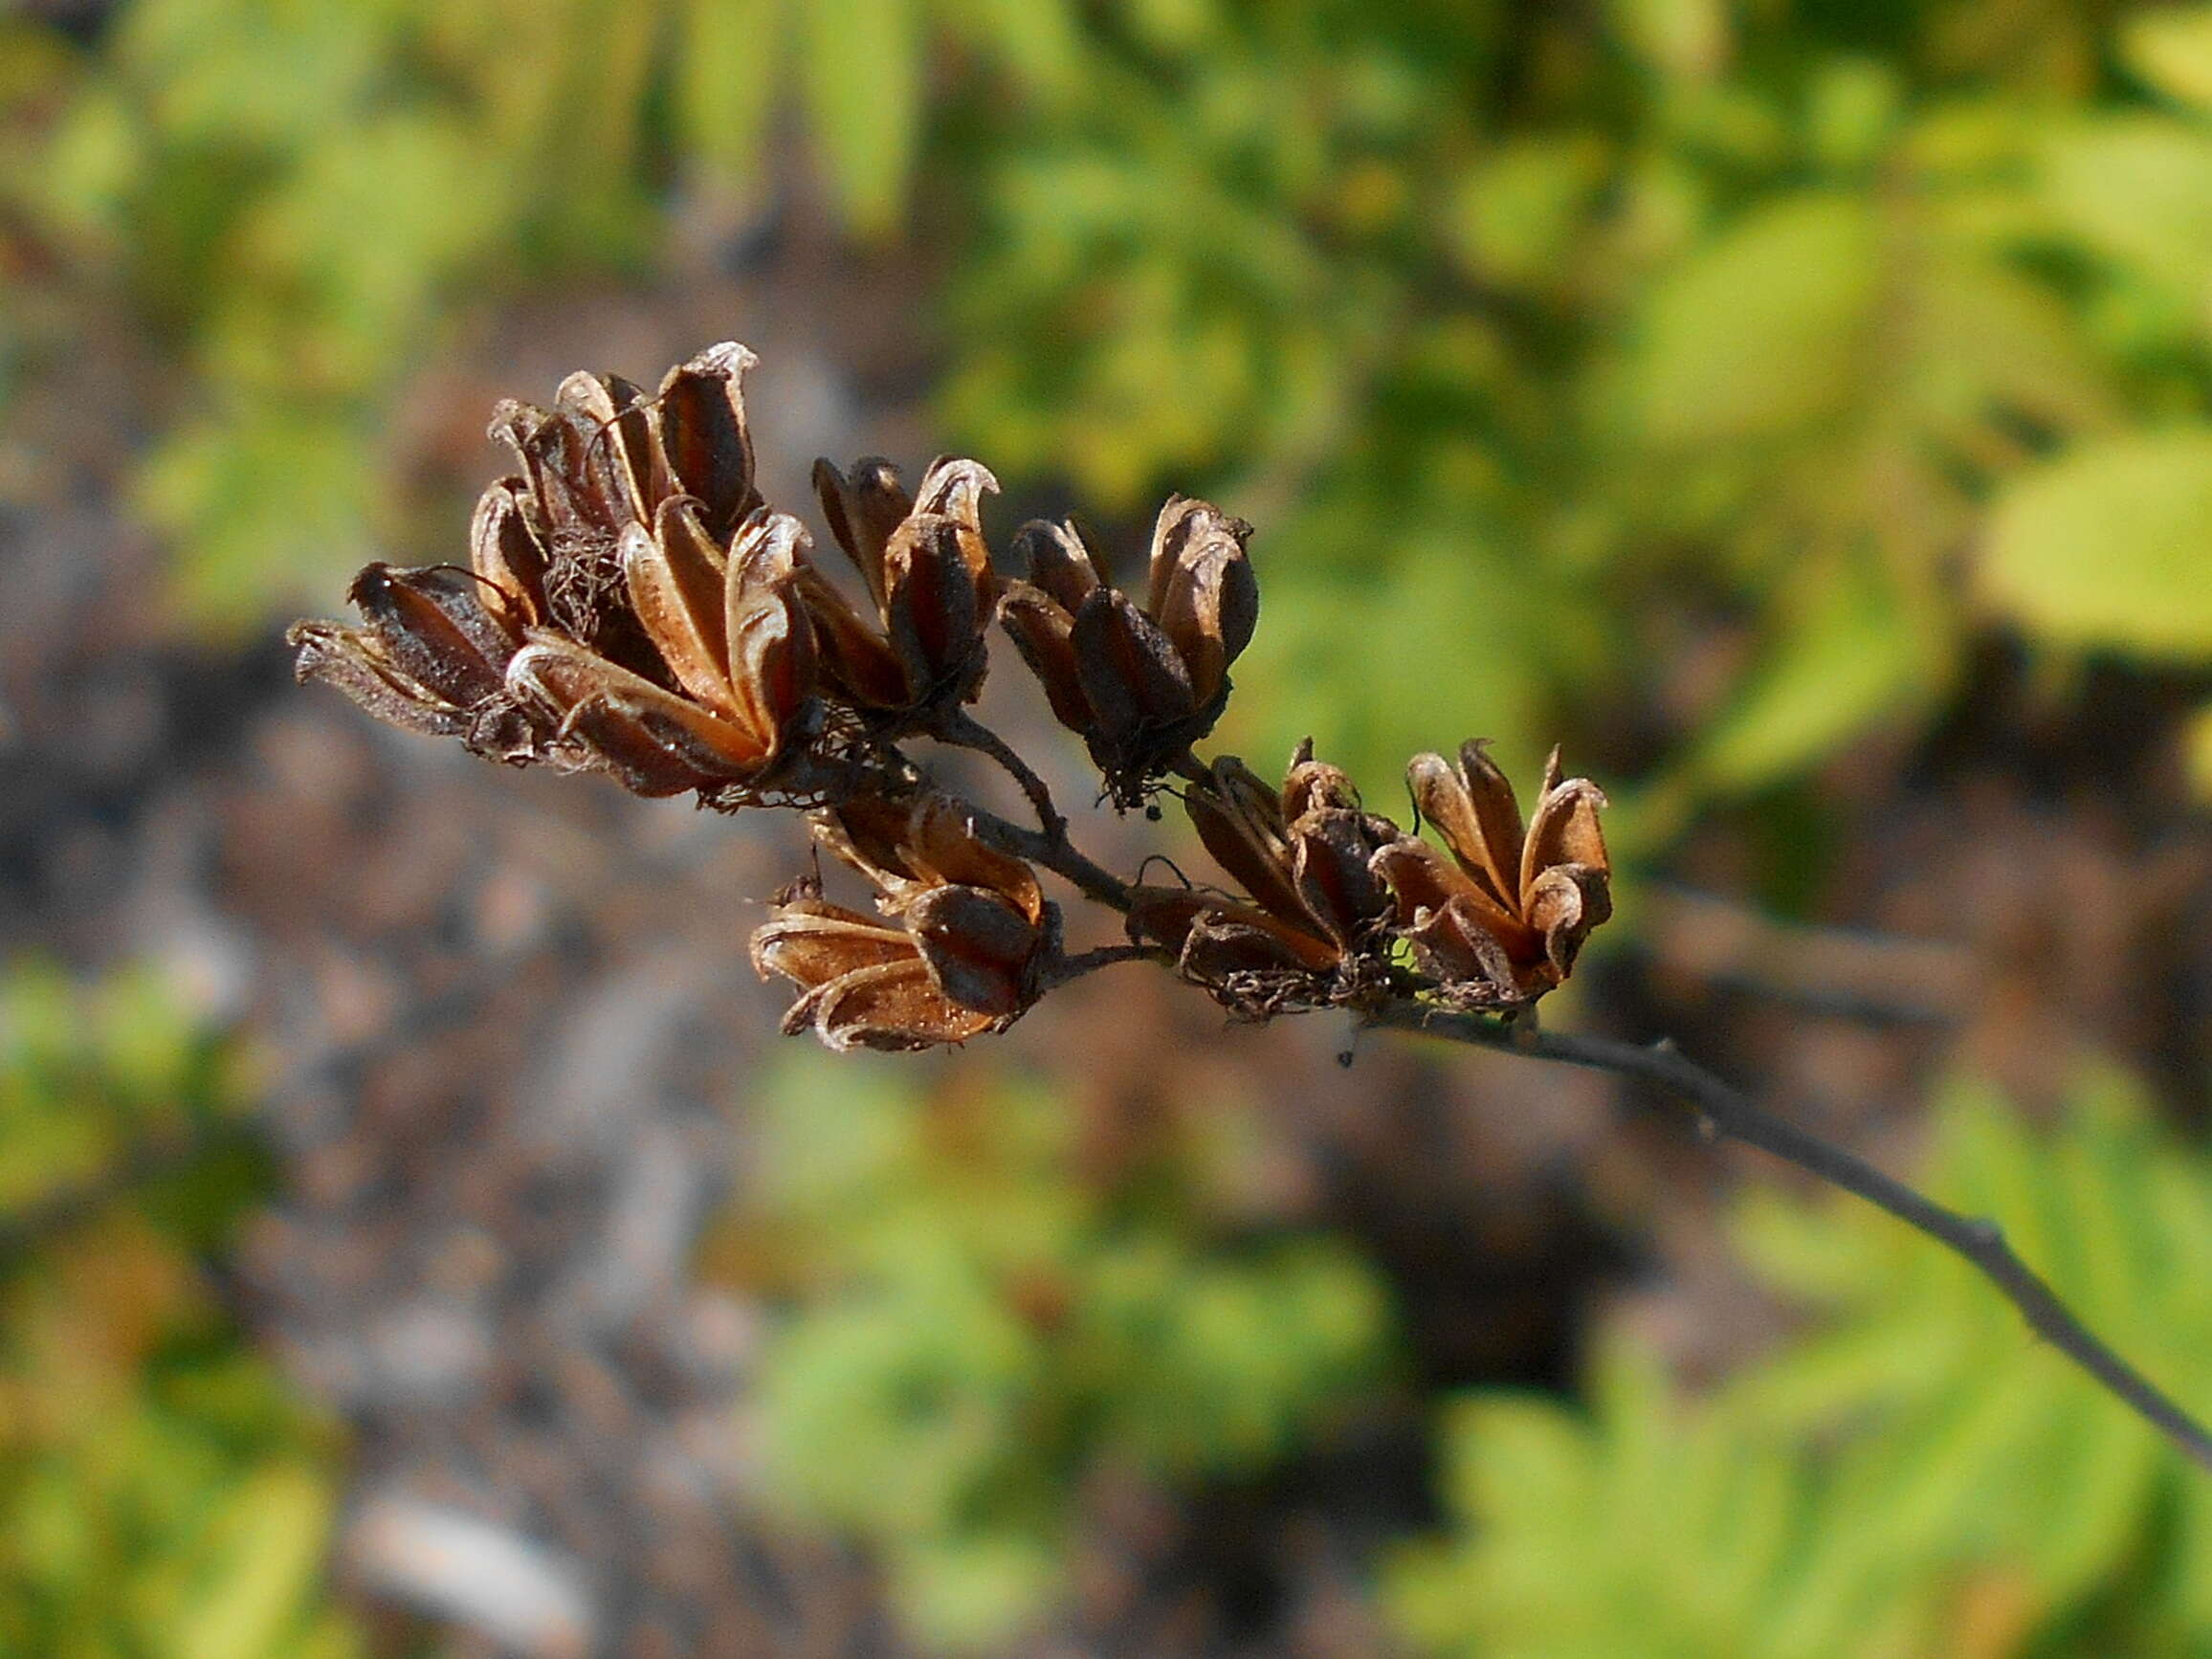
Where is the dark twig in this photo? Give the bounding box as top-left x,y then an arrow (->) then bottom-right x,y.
1046,943 -> 1161,987
935,710 -> 1068,841
967,805 -> 1132,912
1367,1000 -> 2212,1475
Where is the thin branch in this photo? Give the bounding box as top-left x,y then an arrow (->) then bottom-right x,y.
967,804 -> 1132,912
933,710 -> 1068,841
1046,943 -> 1161,988
1366,1000 -> 2212,1475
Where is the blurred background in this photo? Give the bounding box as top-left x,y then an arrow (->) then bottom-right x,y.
7,0 -> 2212,1652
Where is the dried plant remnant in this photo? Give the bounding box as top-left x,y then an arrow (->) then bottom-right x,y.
751,793 -> 1055,1050
286,338 -> 2212,1478
1127,745 -> 1403,1017
795,455 -> 1003,726
1373,741 -> 1612,1007
291,340 -> 1604,1030
998,497 -> 1256,807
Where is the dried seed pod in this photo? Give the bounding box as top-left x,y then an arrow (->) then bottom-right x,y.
1371,741 -> 1612,1007
1128,743 -> 1401,1018
998,497 -> 1256,807
502,509 -> 826,802
753,794 -> 1054,1050
797,455 -> 1002,726
287,562 -> 551,763
295,343 -> 844,805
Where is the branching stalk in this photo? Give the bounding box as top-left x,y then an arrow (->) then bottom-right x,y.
1367,1000 -> 2212,1474
934,710 -> 1068,840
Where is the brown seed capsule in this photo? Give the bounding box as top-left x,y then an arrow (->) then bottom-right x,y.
1127,743 -> 1400,1017
295,343 -> 843,804
752,793 -> 1054,1050
795,455 -> 1002,726
1370,741 -> 1612,1007
503,509 -> 825,802
997,497 -> 1256,807
287,562 -> 552,763
488,343 -> 763,676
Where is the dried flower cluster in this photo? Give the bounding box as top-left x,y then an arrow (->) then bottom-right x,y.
292,343 -> 1611,1050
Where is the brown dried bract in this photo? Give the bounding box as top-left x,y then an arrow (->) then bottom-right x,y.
751,792 -> 1055,1051
504,508 -> 825,801
1372,741 -> 1612,1007
997,497 -> 1256,807
293,343 -> 841,803
795,454 -> 1002,727
1127,743 -> 1402,1017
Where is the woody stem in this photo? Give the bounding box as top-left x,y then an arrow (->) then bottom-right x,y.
934,711 -> 1067,841
1047,943 -> 1159,986
966,806 -> 1132,912
1366,1000 -> 2212,1476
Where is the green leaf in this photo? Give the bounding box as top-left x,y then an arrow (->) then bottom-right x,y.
2040,116 -> 2212,302
1979,429 -> 2212,660
675,0 -> 785,193
1686,546 -> 1936,791
169,1464 -> 334,1659
1623,193 -> 1881,448
2121,4 -> 2212,113
799,0 -> 922,234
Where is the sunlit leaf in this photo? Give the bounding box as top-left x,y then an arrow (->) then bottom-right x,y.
1979,429 -> 2212,660
798,0 -> 922,234
1623,192 -> 1881,448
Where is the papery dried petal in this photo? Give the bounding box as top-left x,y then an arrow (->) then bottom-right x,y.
346,563 -> 519,707
997,584 -> 1093,734
507,638 -> 773,791
749,896 -> 916,987
623,511 -> 733,717
656,342 -> 761,540
1408,743 -> 1523,912
790,959 -> 1000,1051
1525,863 -> 1612,977
1184,758 -> 1308,927
1149,498 -> 1256,706
1370,838 -> 1528,949
813,455 -> 911,612
793,565 -> 910,709
1404,896 -> 1525,1006
1012,519 -> 1101,614
1520,756 -> 1610,900
470,479 -> 548,627
884,512 -> 984,699
1076,589 -> 1198,729
288,622 -> 472,740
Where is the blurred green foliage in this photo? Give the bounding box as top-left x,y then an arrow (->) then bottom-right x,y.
0,962 -> 358,1658
0,0 -> 1075,620
1387,1066 -> 2212,1659
736,1054 -> 1393,1650
941,0 -> 2212,829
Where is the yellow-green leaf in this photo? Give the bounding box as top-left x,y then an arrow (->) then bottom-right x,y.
1980,430 -> 2212,659
1624,192 -> 1881,448
799,0 -> 922,235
